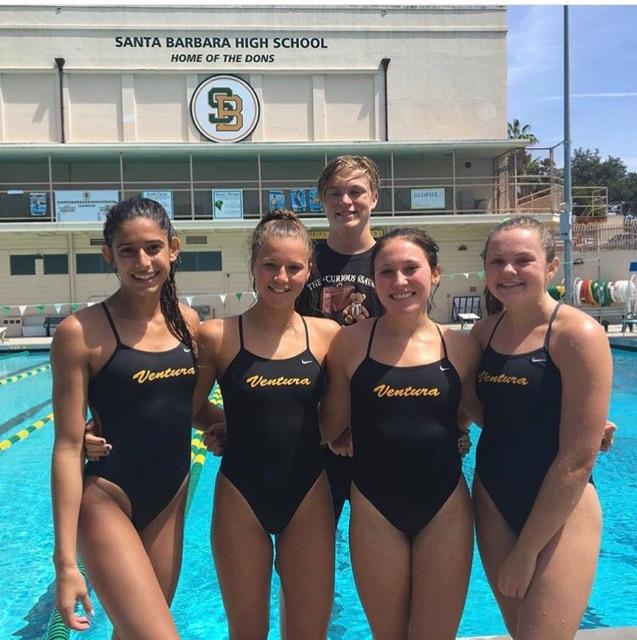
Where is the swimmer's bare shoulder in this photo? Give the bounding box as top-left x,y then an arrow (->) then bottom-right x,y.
471,312 -> 504,350
547,303 -> 610,367
197,317 -> 225,368
440,325 -> 482,376
50,310 -> 101,409
327,318 -> 375,379
52,305 -> 111,361
179,303 -> 200,335
303,316 -> 340,362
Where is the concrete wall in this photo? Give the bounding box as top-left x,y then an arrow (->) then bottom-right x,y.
3,222 -> 634,326
0,223 -> 491,322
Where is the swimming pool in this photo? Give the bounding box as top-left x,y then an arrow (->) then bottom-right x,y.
0,349 -> 635,638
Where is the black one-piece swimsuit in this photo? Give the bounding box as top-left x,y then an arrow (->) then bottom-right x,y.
350,319 -> 463,538
476,303 -> 593,535
85,303 -> 197,531
219,315 -> 324,535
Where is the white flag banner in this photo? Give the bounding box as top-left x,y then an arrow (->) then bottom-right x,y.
185,295 -> 194,306
86,302 -> 96,307
54,304 -> 64,314
219,294 -> 227,304
18,305 -> 28,316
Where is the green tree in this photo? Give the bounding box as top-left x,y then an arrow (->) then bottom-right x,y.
508,119 -> 540,189
624,172 -> 637,215
571,148 -> 634,214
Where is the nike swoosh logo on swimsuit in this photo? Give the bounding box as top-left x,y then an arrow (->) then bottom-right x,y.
530,356 -> 546,364
439,365 -> 451,371
301,359 -> 313,365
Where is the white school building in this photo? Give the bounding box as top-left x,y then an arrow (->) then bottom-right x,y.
1,3 -> 622,333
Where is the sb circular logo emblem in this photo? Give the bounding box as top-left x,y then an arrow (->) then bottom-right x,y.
190,75 -> 260,143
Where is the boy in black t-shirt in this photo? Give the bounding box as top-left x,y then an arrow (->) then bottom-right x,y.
296,155 -> 382,523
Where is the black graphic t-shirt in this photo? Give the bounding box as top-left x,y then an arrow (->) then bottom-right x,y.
296,241 -> 383,325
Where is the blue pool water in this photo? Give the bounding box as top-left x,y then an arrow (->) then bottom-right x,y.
0,350 -> 636,639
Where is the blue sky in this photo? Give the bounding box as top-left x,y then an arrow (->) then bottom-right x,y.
508,5 -> 637,171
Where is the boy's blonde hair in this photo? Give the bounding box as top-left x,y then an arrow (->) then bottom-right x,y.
317,155 -> 380,202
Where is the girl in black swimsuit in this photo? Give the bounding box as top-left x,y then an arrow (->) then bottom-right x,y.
321,227 -> 482,640
51,198 -> 200,638
192,210 -> 339,638
472,216 -> 611,640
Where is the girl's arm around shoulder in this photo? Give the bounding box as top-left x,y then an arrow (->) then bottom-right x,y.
319,320 -> 371,445
443,326 -> 484,429
192,318 -> 225,431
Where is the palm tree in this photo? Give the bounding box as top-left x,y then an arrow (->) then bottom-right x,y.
508,118 -> 539,144
507,120 -> 541,202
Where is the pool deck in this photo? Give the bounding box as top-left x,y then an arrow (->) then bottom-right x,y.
0,336 -> 53,351
462,630 -> 637,639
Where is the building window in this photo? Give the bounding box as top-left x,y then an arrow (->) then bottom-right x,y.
10,255 -> 36,275
43,254 -> 69,275
180,251 -> 222,272
76,253 -> 111,274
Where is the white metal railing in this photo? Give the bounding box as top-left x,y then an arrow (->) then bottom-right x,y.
551,218 -> 637,253
0,167 -> 611,222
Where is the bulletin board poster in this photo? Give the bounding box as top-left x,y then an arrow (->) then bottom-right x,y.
410,188 -> 445,210
29,192 -> 47,216
308,188 -> 322,212
290,189 -> 307,213
212,189 -> 243,219
142,191 -> 174,218
55,190 -> 119,222
268,190 -> 285,213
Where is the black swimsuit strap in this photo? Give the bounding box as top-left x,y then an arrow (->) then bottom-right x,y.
238,315 -> 245,349
544,302 -> 562,351
434,324 -> 449,360
365,318 -> 380,358
486,312 -> 506,348
300,315 -> 310,351
101,302 -> 122,345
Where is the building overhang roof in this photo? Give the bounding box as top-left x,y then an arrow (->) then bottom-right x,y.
0,139 -> 528,162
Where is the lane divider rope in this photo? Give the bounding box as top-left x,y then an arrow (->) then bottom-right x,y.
0,364 -> 50,386
0,413 -> 54,452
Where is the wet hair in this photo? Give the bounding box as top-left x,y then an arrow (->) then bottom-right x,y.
371,226 -> 440,274
481,215 -> 557,314
103,197 -> 196,359
249,208 -> 314,279
370,227 -> 441,312
317,155 -> 380,203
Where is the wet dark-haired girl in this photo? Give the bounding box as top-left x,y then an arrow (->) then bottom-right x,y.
51,197 -> 200,637
321,227 -> 481,639
471,216 -> 611,639
192,209 -> 339,638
